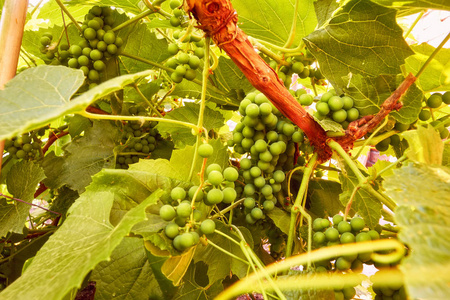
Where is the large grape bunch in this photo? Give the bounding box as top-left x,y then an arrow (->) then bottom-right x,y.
115,105 -> 162,169
310,215 -> 406,300
2,127 -> 48,161
39,6 -> 124,89
227,91 -> 311,223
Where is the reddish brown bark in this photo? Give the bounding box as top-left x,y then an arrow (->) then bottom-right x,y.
186,0 -> 332,161
185,0 -> 416,160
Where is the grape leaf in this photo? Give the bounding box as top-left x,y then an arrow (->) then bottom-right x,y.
0,65 -> 153,140
308,179 -> 344,218
174,262 -> 224,300
210,57 -> 254,96
402,126 -> 444,165
405,43 -> 450,93
0,161 -> 45,238
162,247 -> 196,286
339,168 -> 382,229
314,0 -> 340,28
267,206 -> 291,235
304,0 -> 413,91
42,121 -> 119,193
0,187 -> 163,300
234,0 -> 317,46
63,0 -> 143,14
90,237 -> 165,300
371,0 -> 450,11
343,73 -> 423,124
193,222 -> 253,284
384,163 -> 450,299
443,144 -> 450,167
37,1 -> 90,26
156,103 -> 225,148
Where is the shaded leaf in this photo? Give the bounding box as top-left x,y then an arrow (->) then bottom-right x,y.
314,0 -> 340,28
174,262 -> 223,300
162,247 -> 196,286
193,223 -> 253,284
371,0 -> 450,11
0,161 -> 46,238
308,179 -> 344,217
43,121 -> 119,193
267,206 -> 291,235
304,0 -> 413,91
63,0 -> 143,14
339,168 -> 382,229
157,103 -> 225,148
0,187 -> 163,300
91,237 -> 164,300
37,1 -> 90,26
384,163 -> 450,299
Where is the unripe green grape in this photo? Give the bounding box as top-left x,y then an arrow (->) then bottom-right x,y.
321,218 -> 330,228
178,53 -> 190,64
242,126 -> 255,138
240,158 -> 252,170
356,232 -> 371,242
206,163 -> 222,175
320,91 -> 334,102
316,102 -> 330,115
350,217 -> 365,231
176,202 -> 191,218
96,29 -> 106,41
206,188 -> 223,204
244,197 -> 255,209
84,28 -> 97,40
346,108 -> 359,122
328,96 -> 344,111
188,55 -> 201,69
16,150 -> 26,159
418,109 -> 431,121
367,230 -> 380,240
166,57 -> 179,69
59,50 -> 70,60
46,51 -> 55,60
241,138 -> 254,150
160,204 -> 176,221
269,142 -> 284,156
42,32 -> 53,40
200,219 -> 216,235
69,44 -> 82,57
88,69 -> 100,81
251,207 -> 263,219
259,150 -> 273,163
245,103 -> 260,118
22,144 -> 33,152
282,123 -> 295,136
332,214 -> 343,225
90,49 -> 103,60
97,41 -> 107,51
263,200 -> 274,211
258,103 -> 272,117
243,183 -> 255,196
77,55 -> 90,66
115,37 -> 124,48
89,39 -> 99,48
171,186 -> 186,200
291,61 -> 304,74
337,221 -> 351,233
198,143 -> 213,158
253,139 -> 266,153
208,170 -> 224,186
376,138 -> 390,152
223,167 -> 239,182
427,93 -> 442,108
107,44 -> 118,55
170,16 -> 181,27
179,232 -> 195,249
325,227 -> 340,242
170,0 -> 182,9
299,67 -> 309,78
222,187 -> 237,203
340,232 -> 355,244
443,91 -> 450,104
88,19 -> 101,30
165,223 -> 179,239
93,60 -> 106,71
332,109 -> 347,123
394,122 -> 409,132
102,31 -> 116,45
40,36 -> 51,46
342,286 -> 356,300
299,94 -> 314,106
68,58 -> 79,68
171,71 -> 183,83
253,176 -> 265,188
168,43 -> 179,55
342,96 -> 354,110
261,185 -> 273,197
313,231 -> 326,245
335,257 -> 351,270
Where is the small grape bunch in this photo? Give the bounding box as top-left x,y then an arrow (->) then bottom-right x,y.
115,105 -> 161,169
202,163 -> 240,206
371,268 -> 407,300
269,53 -> 317,88
3,133 -> 43,160
159,186 -> 217,252
165,46 -> 202,83
294,89 -> 314,107
39,32 -> 58,61
314,90 -> 360,129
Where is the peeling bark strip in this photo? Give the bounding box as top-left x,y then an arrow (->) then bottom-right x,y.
185,0 -> 332,161
185,0 -> 416,160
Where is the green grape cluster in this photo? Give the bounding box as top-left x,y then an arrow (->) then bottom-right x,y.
312,215 -> 382,272
165,36 -> 204,83
268,52 -> 324,88
115,105 -> 161,169
42,6 -> 123,89
228,91 -> 310,224
3,130 -> 46,160
159,186 -> 218,252
39,32 -> 57,60
314,90 -> 360,129
425,91 -> 450,109
168,0 -> 188,27
200,163 -> 240,206
372,269 -> 407,300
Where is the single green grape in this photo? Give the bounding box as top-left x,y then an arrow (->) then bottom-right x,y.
350,217 -> 365,232
165,223 -> 179,239
160,204 -> 176,221
200,219 -> 216,235
176,202 -> 192,218
171,187 -> 187,200
208,170 -> 224,186
198,143 -> 213,158
223,167 -> 239,182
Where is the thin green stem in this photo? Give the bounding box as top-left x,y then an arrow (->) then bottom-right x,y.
366,187 -> 396,212
113,9 -> 155,32
282,0 -> 299,48
215,239 -> 405,300
54,0 -> 82,32
211,198 -> 245,220
213,229 -> 241,246
253,41 -> 289,66
403,11 -> 425,39
250,37 -> 304,54
30,0 -> 45,17
244,242 -> 287,300
376,154 -> 407,178
207,239 -> 250,265
240,243 -> 268,300
353,130 -> 397,148
79,111 -> 201,132
416,31 -> 450,79
344,185 -> 360,220
286,153 -> 318,258
328,139 -> 366,182
133,84 -> 163,117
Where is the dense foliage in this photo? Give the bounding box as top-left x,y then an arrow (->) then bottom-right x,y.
0,0 -> 449,299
